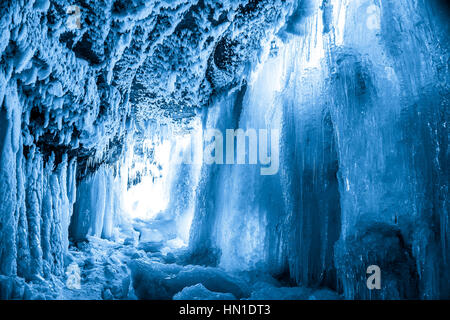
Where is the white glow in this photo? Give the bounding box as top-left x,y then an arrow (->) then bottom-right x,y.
333,0 -> 348,46
123,139 -> 172,220
123,118 -> 203,250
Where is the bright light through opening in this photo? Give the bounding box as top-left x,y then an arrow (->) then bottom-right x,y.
122,119 -> 203,248
124,139 -> 172,220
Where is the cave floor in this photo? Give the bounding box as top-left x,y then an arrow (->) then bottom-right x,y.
52,220 -> 343,300
9,217 -> 342,300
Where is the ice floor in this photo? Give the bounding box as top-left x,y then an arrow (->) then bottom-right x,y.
1,228 -> 342,300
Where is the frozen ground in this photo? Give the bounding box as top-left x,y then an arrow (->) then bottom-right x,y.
1,229 -> 342,300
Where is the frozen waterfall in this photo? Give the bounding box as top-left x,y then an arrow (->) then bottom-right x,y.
0,0 -> 448,300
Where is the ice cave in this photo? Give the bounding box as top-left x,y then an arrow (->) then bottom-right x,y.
0,0 -> 448,300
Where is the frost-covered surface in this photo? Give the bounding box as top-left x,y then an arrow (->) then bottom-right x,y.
129,254 -> 342,300
173,284 -> 237,300
0,0 -> 449,300
0,0 -> 294,294
188,0 -> 449,300
0,0 -> 295,174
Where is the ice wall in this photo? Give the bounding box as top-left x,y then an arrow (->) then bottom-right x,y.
327,0 -> 449,299
70,164 -> 125,241
188,0 -> 449,299
0,80 -> 77,279
0,0 -> 296,285
189,10 -> 341,287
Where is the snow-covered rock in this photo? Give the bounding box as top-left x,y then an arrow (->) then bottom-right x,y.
173,284 -> 236,300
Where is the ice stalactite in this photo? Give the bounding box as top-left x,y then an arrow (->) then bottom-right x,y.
188,0 -> 448,299
279,40 -> 341,290
1,0 -> 298,298
325,0 -> 449,299
189,1 -> 341,289
0,81 -> 22,276
191,0 -> 340,287
188,88 -> 248,266
24,147 -> 45,279
70,164 -> 126,242
0,81 -> 78,286
28,152 -> 77,279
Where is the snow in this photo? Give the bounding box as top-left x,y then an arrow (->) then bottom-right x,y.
0,0 -> 448,301
129,259 -> 250,300
173,284 -> 237,300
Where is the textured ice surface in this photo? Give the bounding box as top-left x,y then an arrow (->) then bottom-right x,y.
0,0 -> 448,300
173,284 -> 237,300
129,259 -> 250,299
188,0 -> 449,299
248,284 -> 342,300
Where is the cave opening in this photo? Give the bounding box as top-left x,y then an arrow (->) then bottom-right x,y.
122,122 -> 204,253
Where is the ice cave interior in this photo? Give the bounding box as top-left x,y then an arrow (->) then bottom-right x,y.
0,0 -> 448,300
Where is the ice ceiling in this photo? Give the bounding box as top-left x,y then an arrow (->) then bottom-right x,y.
0,0 -> 449,300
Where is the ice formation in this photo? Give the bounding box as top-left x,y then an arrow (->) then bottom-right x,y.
0,0 -> 448,300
